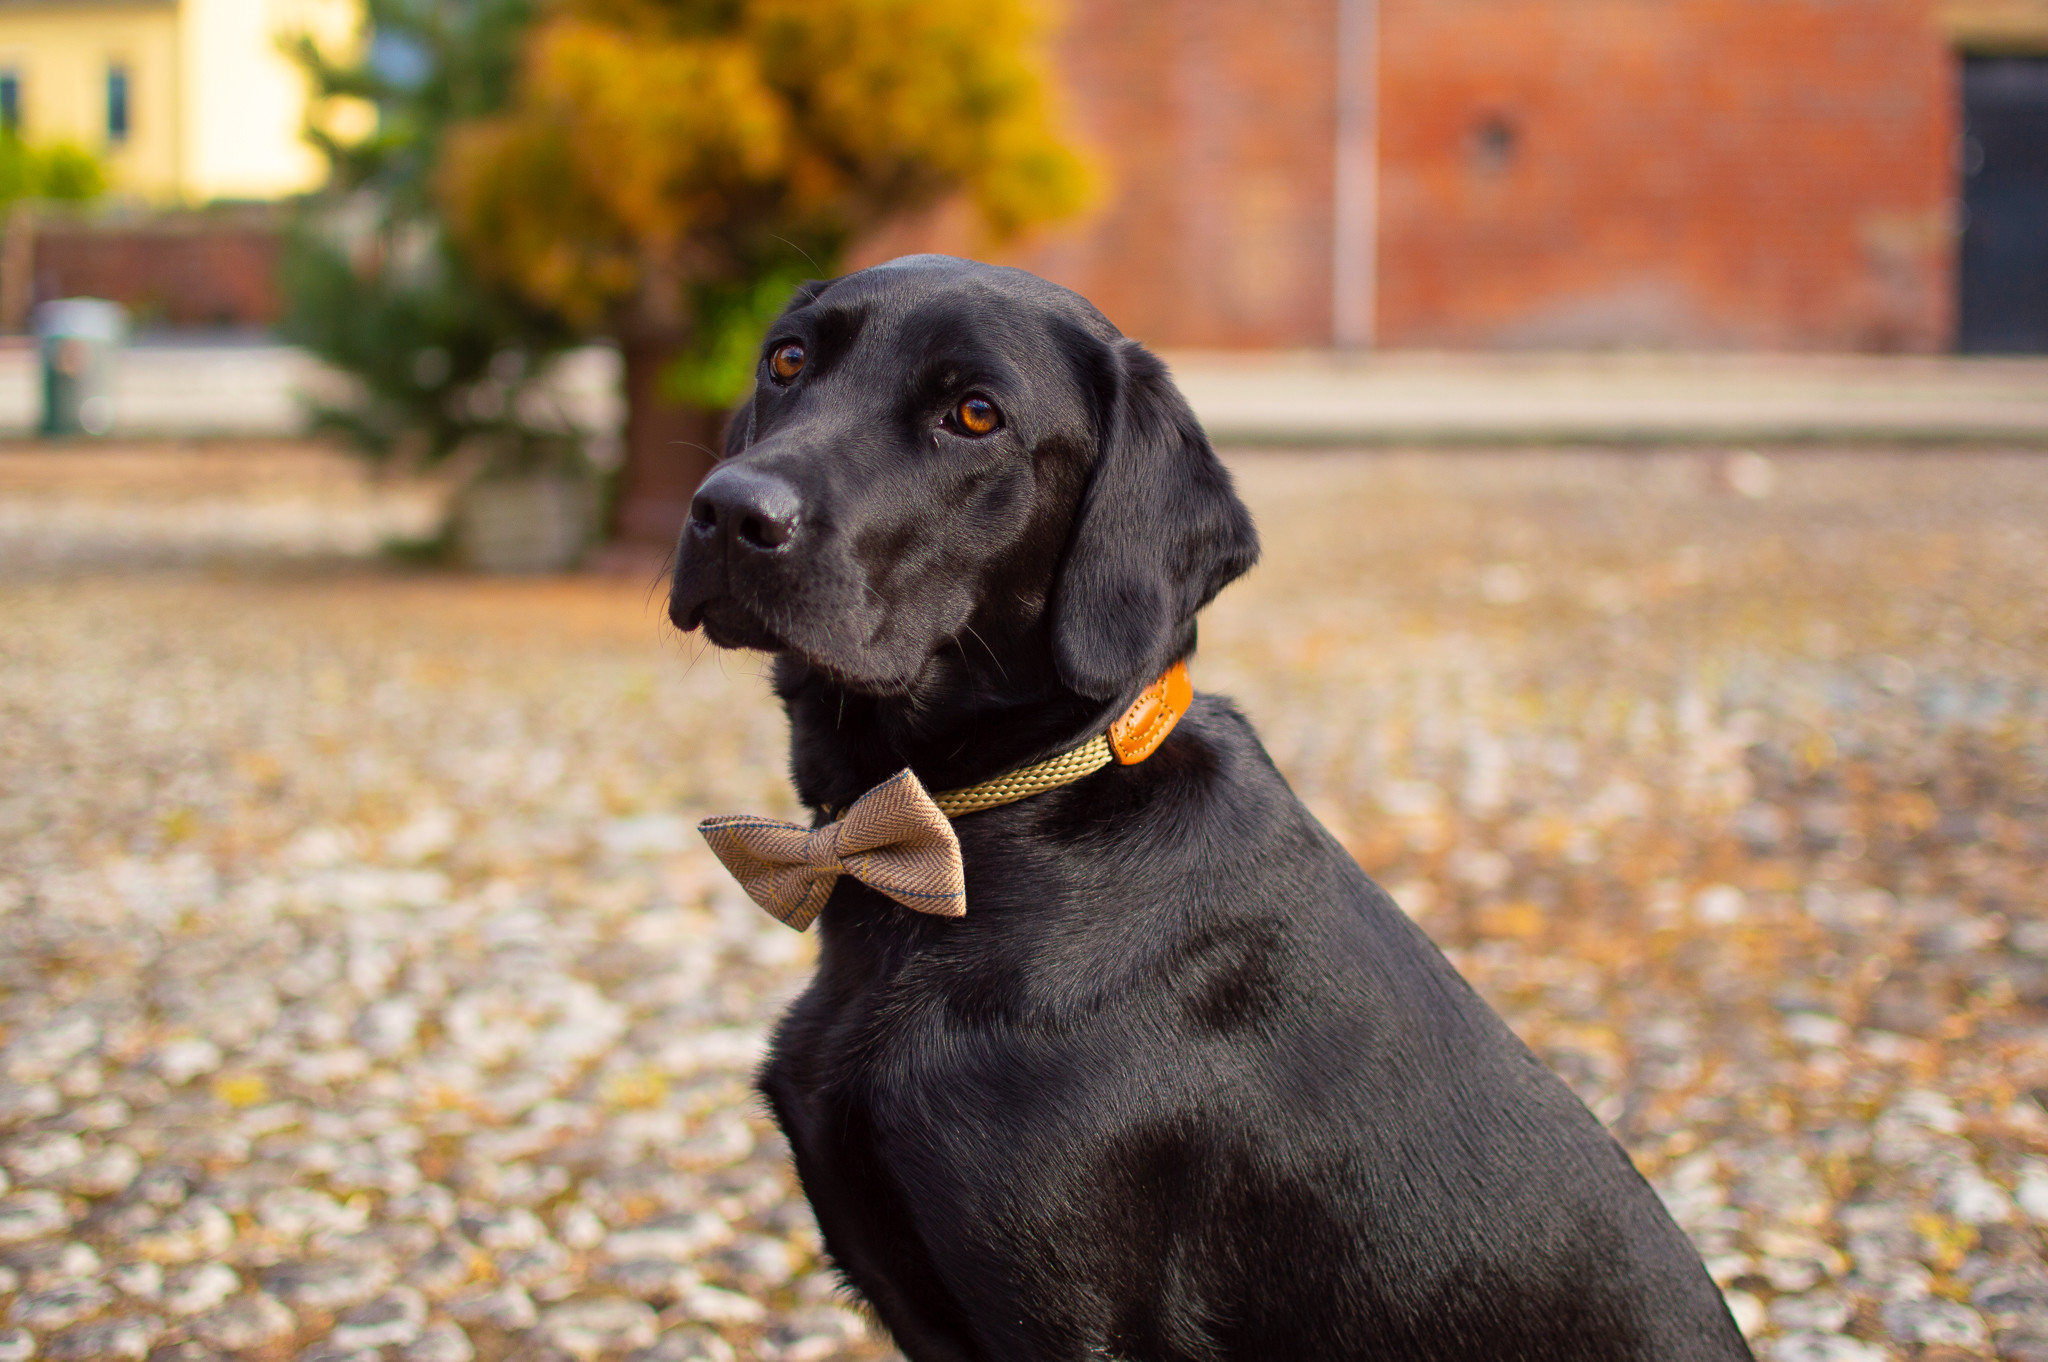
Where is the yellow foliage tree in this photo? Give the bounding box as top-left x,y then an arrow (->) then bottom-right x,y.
440,0 -> 1089,542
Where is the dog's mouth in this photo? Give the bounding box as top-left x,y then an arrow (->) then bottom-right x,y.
670,551 -> 934,695
668,555 -> 789,653
688,596 -> 787,654
679,592 -> 933,698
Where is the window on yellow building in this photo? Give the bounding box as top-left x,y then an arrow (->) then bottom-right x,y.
0,72 -> 19,135
107,64 -> 129,143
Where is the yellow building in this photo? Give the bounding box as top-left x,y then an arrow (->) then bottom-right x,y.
0,0 -> 358,202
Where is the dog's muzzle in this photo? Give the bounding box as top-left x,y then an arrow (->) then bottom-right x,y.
689,465 -> 802,554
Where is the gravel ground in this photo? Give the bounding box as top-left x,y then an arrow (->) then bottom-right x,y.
2,446 -> 2046,1362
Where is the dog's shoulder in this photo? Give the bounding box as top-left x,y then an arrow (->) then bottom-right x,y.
921,693 -> 1474,1034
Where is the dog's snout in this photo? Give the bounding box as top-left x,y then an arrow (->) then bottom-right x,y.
691,467 -> 802,553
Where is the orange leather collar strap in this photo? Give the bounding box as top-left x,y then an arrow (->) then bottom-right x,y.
1109,659 -> 1192,764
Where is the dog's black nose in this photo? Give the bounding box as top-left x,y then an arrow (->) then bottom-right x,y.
690,466 -> 801,552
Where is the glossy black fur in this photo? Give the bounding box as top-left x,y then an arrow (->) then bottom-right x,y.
669,256 -> 1752,1361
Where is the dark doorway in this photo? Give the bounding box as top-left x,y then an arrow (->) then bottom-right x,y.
1960,56 -> 2048,352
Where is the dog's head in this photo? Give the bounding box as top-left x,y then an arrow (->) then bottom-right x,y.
668,255 -> 1258,704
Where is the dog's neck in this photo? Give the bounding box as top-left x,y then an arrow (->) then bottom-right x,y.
773,630 -> 1148,818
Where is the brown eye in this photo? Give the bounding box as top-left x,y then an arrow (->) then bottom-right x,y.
955,395 -> 1001,436
769,343 -> 806,382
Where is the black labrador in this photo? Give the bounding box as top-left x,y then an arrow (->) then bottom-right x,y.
669,255 -> 1752,1362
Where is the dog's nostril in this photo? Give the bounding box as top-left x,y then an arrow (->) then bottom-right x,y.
689,470 -> 798,551
736,512 -> 794,550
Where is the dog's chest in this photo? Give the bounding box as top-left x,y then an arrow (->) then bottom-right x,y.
762,886 -> 1122,1152
756,914 -> 1026,1284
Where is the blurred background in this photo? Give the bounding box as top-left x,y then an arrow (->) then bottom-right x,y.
2,2 -> 2047,1362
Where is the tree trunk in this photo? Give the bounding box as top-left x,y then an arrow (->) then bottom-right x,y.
613,338 -> 721,547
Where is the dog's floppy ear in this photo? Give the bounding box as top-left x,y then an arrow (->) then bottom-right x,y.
1050,341 -> 1259,700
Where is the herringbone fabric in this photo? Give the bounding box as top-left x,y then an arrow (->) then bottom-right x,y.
702,663 -> 1194,931
699,769 -> 966,932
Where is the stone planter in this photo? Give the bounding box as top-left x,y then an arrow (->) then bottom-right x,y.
452,474 -> 596,574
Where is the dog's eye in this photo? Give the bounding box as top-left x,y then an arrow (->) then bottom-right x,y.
769,343 -> 806,383
954,396 -> 1001,436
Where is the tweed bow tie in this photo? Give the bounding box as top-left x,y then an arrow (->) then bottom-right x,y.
699,769 -> 966,932
699,661 -> 1193,931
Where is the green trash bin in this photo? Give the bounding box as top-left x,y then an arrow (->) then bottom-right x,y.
35,298 -> 126,437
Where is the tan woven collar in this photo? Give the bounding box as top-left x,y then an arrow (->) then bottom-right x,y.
928,659 -> 1192,817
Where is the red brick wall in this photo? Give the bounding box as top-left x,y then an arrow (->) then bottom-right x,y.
31,210 -> 284,330
854,0 -> 1344,349
1378,0 -> 1958,351
861,0 -> 1959,352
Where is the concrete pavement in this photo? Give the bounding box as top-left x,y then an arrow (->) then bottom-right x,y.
1163,350 -> 2048,446
0,339 -> 623,444
4,337 -> 2047,445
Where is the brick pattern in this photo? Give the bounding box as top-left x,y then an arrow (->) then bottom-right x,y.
1378,0 -> 1957,351
862,0 -> 1960,352
854,0 -> 1344,349
32,214 -> 284,329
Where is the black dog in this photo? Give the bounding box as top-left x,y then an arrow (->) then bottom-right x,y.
670,255 -> 1751,1361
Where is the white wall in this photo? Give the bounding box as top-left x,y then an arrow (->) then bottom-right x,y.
179,0 -> 356,200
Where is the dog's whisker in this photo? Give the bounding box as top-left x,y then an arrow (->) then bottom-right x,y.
960,623 -> 1008,685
